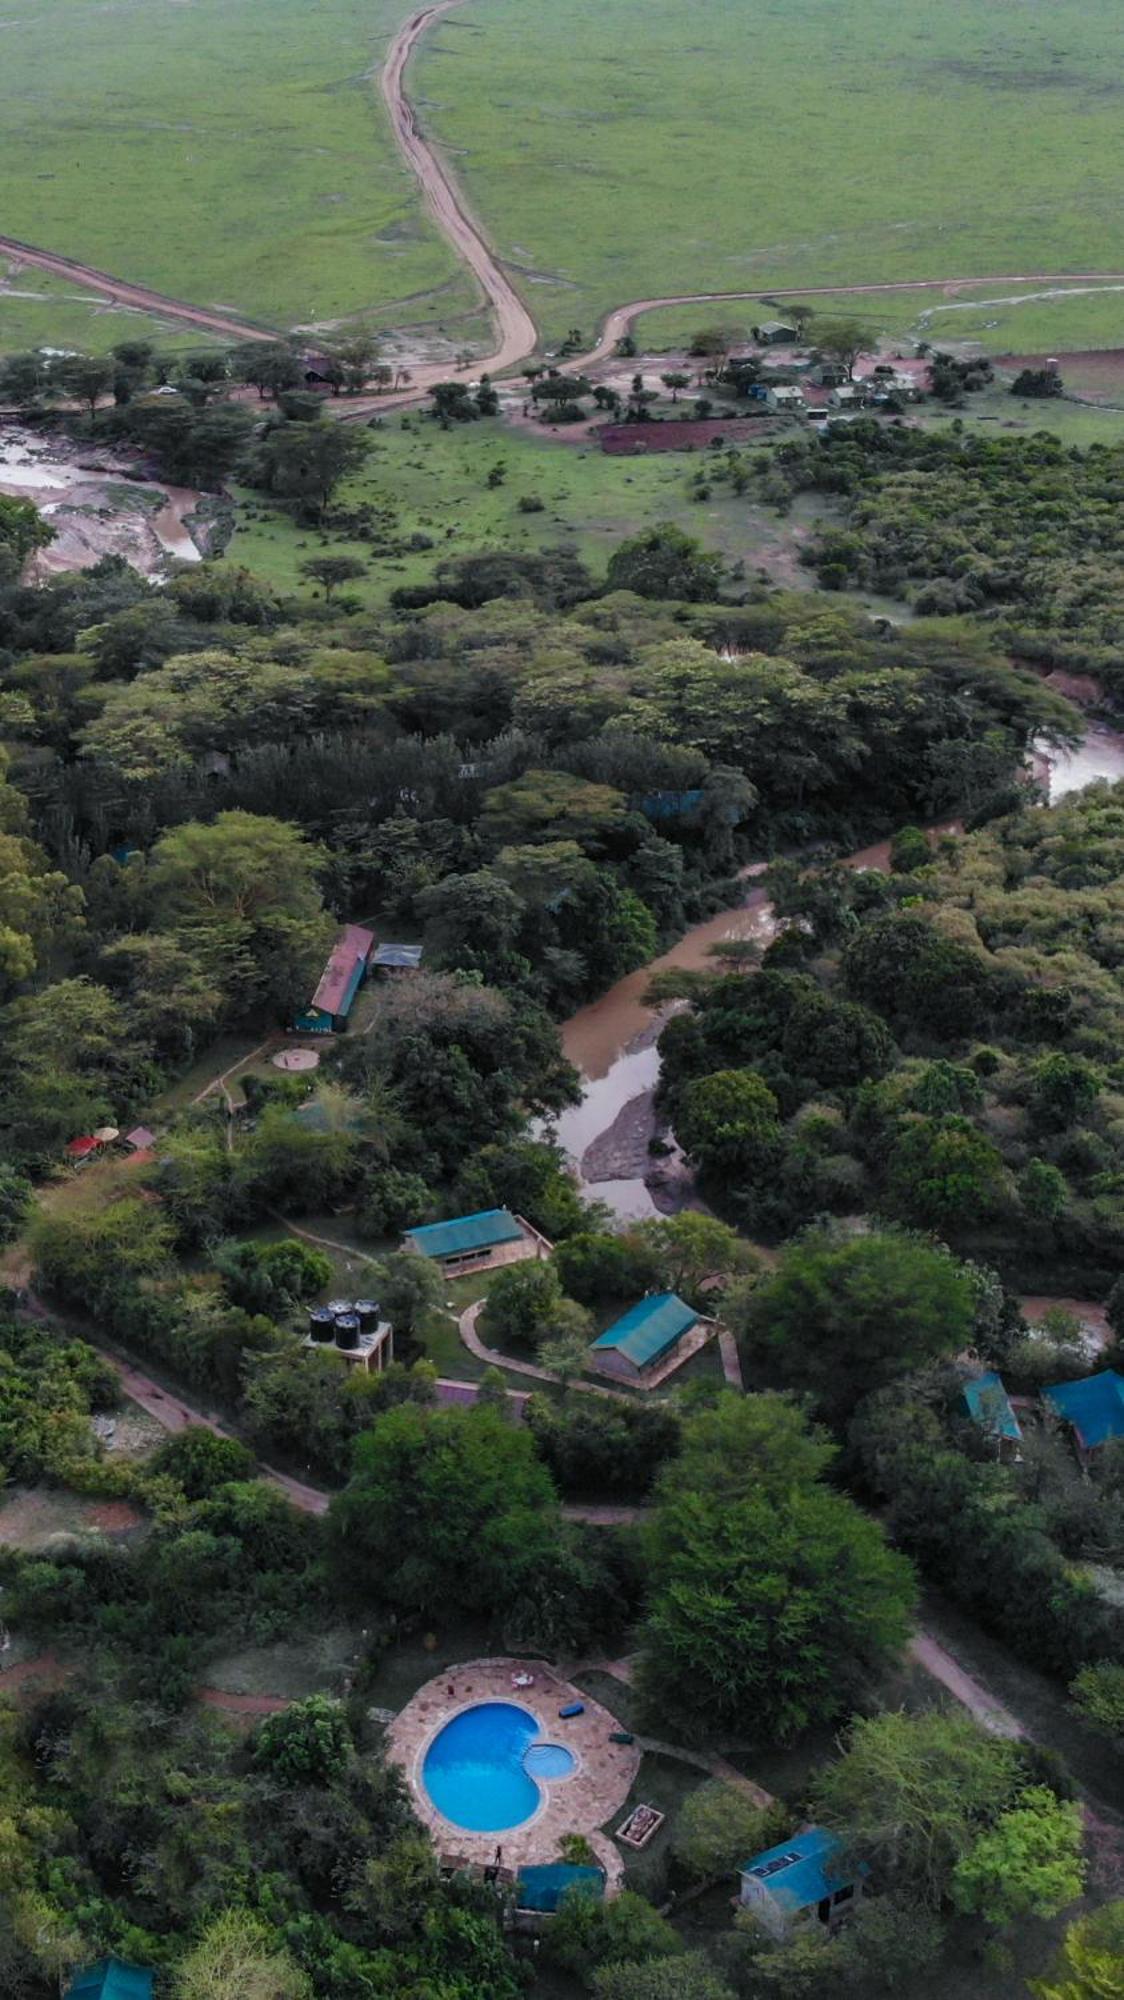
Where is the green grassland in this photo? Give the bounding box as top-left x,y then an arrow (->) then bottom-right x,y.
227,411 -> 811,603
0,0 -> 469,332
631,284 -> 1124,360
0,265 -> 215,357
419,0 -> 1124,347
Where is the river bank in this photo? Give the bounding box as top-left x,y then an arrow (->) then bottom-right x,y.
0,424 -> 208,575
555,728 -> 1124,1219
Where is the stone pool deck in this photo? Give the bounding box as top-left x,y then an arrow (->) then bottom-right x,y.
386,1656 -> 641,1882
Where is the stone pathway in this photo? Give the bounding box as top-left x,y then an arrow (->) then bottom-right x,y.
717,1328 -> 744,1389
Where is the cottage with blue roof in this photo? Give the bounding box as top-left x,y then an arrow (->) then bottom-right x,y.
962,1371 -> 1022,1453
401,1207 -> 552,1278
1044,1370 -> 1124,1462
590,1291 -> 712,1386
739,1826 -> 864,1940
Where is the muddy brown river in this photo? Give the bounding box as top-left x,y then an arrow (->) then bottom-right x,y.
0,426 -> 205,575
555,731 -> 1124,1217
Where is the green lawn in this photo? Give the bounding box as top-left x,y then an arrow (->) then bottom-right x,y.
418,0 -> 1124,347
228,411 -> 811,604
0,0 -> 469,332
0,264 -> 216,357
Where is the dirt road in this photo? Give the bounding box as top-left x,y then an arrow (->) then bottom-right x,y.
0,234 -> 278,344
378,2 -> 535,375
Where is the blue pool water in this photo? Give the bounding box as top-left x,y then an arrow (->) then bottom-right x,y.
423,1702 -> 577,1832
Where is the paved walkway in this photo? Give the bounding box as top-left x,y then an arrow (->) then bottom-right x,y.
717,1328 -> 744,1389
907,1633 -> 1026,1739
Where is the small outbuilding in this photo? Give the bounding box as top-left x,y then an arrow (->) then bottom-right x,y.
515,1863 -> 605,1913
1044,1370 -> 1124,1462
766,384 -> 806,413
962,1370 -> 1022,1452
373,943 -> 424,972
67,1962 -> 154,2000
590,1291 -> 711,1386
401,1206 -> 553,1278
739,1827 -> 864,1941
65,1135 -> 99,1160
753,319 -> 797,345
293,924 -> 375,1034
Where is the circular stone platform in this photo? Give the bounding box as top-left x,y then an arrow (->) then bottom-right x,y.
272,1047 -> 321,1072
386,1656 -> 640,1875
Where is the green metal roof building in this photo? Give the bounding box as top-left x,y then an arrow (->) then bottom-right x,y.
591,1291 -> 703,1381
401,1206 -> 550,1276
67,1962 -> 154,2000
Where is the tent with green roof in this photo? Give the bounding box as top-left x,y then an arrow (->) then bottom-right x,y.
591,1291 -> 704,1380
67,1962 -> 153,2000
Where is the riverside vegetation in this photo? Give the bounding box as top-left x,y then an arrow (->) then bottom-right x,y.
3,352 -> 1124,1996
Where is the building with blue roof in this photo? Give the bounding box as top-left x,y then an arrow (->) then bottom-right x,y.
401,1207 -> 552,1277
739,1826 -> 864,1940
590,1291 -> 709,1385
962,1370 -> 1022,1449
67,1962 -> 154,2000
1044,1370 -> 1124,1460
516,1862 -> 605,1913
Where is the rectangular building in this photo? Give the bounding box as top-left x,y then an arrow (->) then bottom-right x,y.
401,1207 -> 553,1278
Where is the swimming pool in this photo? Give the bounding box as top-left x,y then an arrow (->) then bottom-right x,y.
422,1702 -> 577,1832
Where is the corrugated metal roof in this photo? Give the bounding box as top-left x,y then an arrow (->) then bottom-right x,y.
592,1292 -> 699,1368
373,942 -> 423,969
740,1827 -> 855,1914
405,1208 -> 523,1260
310,925 -> 374,1017
67,1963 -> 154,2000
1045,1371 -> 1124,1451
516,1864 -> 604,1912
963,1370 -> 1021,1442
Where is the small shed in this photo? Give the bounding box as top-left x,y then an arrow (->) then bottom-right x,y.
739,1826 -> 864,1941
67,1963 -> 154,2000
402,1207 -> 552,1278
373,943 -> 424,972
591,1291 -> 708,1385
293,924 -> 375,1034
65,1135 -> 99,1160
962,1370 -> 1021,1451
753,320 -> 797,345
123,1126 -> 157,1152
766,384 -> 806,413
1044,1370 -> 1124,1461
516,1863 -> 605,1913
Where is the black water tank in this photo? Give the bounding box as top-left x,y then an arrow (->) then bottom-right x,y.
355,1298 -> 381,1332
309,1307 -> 336,1344
326,1297 -> 353,1318
335,1313 -> 361,1350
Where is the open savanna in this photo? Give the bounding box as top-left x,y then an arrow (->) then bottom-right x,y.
0,264 -> 214,357
633,284 -> 1124,360
418,0 -> 1124,348
0,0 -> 470,333
228,412 -> 809,601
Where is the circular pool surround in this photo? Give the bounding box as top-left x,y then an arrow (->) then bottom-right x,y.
422,1701 -> 578,1833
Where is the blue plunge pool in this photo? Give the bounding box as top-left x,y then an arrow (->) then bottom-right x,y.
422,1702 -> 577,1831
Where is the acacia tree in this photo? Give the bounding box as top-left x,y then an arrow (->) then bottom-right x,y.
1032,1900 -> 1124,2000
951,1786 -> 1084,1927
812,317 -> 879,380
174,1910 -> 310,2000
638,1393 -> 915,1737
813,1710 -> 1023,1907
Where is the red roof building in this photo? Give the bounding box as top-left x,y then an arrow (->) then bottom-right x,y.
294,925 -> 376,1034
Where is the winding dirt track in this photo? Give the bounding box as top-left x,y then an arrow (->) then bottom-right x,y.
0,233 -> 278,343
8,0 -> 1124,395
